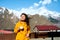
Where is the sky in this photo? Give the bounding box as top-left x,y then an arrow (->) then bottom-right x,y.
0,0 -> 60,18
0,0 -> 39,10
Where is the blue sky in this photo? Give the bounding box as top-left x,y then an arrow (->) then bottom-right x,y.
46,0 -> 60,12
0,0 -> 60,12
0,0 -> 39,10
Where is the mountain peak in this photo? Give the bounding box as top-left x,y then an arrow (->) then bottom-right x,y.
0,7 -> 6,14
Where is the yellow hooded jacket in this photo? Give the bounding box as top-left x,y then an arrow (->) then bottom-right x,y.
14,21 -> 30,40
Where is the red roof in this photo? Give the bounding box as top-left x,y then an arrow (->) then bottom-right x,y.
35,25 -> 60,31
0,30 -> 13,34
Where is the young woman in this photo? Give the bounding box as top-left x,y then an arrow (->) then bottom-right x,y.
14,13 -> 30,40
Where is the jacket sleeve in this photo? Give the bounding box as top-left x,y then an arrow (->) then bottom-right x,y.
14,22 -> 19,33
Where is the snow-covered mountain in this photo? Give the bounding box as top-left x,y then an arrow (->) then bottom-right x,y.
0,7 -> 60,20
38,7 -> 60,18
0,7 -> 60,29
0,7 -> 5,14
0,7 -> 19,29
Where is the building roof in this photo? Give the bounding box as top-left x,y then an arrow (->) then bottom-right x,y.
35,25 -> 60,31
0,30 -> 13,34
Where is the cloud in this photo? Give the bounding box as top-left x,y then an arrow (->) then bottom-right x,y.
34,3 -> 39,7
39,0 -> 51,6
19,8 -> 36,15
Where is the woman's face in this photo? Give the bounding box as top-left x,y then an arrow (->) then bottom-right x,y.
20,15 -> 26,21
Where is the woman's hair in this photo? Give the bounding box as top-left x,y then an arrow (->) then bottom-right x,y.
21,13 -> 29,26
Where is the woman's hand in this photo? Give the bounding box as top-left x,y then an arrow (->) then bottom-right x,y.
18,26 -> 24,32
17,28 -> 20,32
